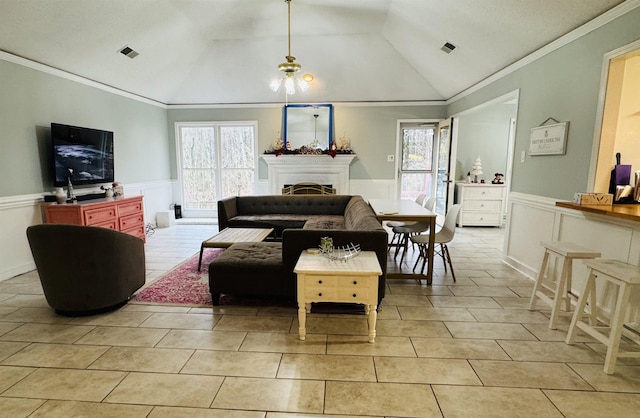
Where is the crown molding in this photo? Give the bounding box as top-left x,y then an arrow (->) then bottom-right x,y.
447,0 -> 640,104
0,50 -> 167,109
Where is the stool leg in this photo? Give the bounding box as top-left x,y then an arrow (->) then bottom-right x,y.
587,277 -> 598,326
603,282 -> 632,374
549,257 -> 570,329
566,270 -> 596,345
564,260 -> 573,313
529,250 -> 550,310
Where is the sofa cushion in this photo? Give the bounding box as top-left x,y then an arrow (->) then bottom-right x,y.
209,242 -> 287,304
344,196 -> 385,230
236,195 -> 351,216
302,215 -> 345,230
228,214 -> 309,230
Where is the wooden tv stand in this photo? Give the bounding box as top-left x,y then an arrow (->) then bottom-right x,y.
44,196 -> 146,242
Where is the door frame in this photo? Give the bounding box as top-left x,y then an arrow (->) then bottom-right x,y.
394,119 -> 441,199
435,117 -> 458,214
448,89 -> 519,211
174,121 -> 259,218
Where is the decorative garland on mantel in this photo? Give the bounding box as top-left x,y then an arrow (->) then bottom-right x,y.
263,147 -> 355,158
264,133 -> 354,158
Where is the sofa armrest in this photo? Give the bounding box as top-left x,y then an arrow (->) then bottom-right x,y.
282,228 -> 388,302
217,197 -> 238,231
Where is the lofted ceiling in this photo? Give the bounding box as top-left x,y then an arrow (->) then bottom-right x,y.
0,0 -> 626,105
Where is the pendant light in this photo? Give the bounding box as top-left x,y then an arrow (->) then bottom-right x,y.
270,0 -> 309,95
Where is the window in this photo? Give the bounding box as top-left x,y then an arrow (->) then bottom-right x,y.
176,122 -> 256,217
399,124 -> 436,200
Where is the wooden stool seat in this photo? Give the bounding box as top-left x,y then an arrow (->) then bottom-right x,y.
529,241 -> 601,329
566,259 -> 640,374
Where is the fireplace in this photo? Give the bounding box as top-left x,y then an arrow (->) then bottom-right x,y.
261,155 -> 356,195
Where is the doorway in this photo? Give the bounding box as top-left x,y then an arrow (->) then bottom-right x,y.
175,121 -> 257,218
451,90 -> 519,219
590,42 -> 640,193
396,121 -> 438,202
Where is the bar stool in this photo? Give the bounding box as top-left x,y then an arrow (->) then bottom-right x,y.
565,259 -> 640,374
529,241 -> 601,329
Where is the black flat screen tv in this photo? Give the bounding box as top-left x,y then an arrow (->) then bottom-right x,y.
51,123 -> 114,187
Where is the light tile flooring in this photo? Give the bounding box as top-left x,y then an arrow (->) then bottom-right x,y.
2,225 -> 640,417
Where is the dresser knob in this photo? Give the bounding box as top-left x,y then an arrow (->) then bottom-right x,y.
318,293 -> 322,297
353,280 -> 357,285
318,280 -> 322,284
352,293 -> 357,298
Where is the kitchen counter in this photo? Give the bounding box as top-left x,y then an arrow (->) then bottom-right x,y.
556,201 -> 640,223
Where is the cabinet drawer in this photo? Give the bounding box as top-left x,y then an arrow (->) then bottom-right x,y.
463,200 -> 502,211
303,275 -> 337,287
304,286 -> 337,300
123,225 -> 146,242
118,199 -> 144,217
463,187 -> 504,200
460,212 -> 502,225
84,207 -> 117,225
92,220 -> 118,230
120,213 -> 144,231
336,287 -> 369,301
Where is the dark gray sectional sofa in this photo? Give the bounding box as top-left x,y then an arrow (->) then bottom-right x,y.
211,195 -> 388,305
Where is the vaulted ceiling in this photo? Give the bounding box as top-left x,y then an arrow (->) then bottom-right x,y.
0,0 -> 626,105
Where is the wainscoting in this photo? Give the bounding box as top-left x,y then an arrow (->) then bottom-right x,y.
504,192 -> 640,330
0,180 -> 175,281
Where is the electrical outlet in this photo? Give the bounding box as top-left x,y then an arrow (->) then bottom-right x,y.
387,155 -> 394,162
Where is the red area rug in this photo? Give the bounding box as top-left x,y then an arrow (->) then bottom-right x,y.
132,249 -> 223,307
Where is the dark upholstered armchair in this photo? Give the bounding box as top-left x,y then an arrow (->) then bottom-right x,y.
26,224 -> 145,315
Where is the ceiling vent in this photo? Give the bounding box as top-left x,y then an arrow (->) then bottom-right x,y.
119,46 -> 139,59
441,42 -> 456,54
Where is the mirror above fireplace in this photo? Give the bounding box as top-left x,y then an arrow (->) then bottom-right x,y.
283,104 -> 334,150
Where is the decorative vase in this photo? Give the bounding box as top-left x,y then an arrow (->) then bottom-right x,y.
55,187 -> 66,204
105,189 -> 114,198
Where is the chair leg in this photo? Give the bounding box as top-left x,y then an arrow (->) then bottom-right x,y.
439,243 -> 448,271
413,242 -> 428,275
443,243 -> 456,282
395,233 -> 409,264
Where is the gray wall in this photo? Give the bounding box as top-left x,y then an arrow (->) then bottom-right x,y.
448,8 -> 640,200
455,103 -> 516,182
0,59 -> 170,198
167,104 -> 447,181
3,5 -> 639,202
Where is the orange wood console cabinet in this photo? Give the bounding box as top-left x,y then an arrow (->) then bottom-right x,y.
44,196 -> 145,242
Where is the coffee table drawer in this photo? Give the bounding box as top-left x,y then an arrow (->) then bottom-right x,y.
304,286 -> 337,300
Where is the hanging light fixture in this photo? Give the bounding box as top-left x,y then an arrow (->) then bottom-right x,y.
270,0 -> 310,95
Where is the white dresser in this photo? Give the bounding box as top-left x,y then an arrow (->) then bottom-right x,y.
455,183 -> 506,227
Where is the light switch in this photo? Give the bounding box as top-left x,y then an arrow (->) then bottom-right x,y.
520,151 -> 526,163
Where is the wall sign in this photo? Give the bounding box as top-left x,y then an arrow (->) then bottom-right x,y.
528,121 -> 569,155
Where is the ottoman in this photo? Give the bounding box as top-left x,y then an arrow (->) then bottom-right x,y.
208,242 -> 287,305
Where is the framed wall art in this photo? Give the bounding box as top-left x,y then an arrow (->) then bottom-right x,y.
528,120 -> 569,156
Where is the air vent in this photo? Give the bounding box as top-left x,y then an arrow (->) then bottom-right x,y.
441,42 -> 456,54
119,46 -> 139,59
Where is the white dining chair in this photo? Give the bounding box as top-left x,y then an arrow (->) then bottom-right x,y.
390,197 -> 436,264
410,204 -> 461,281
387,193 -> 427,247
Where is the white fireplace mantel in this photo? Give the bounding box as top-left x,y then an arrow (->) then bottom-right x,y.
261,154 -> 356,194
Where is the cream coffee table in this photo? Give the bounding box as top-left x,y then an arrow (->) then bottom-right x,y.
294,250 -> 382,343
197,227 -> 274,271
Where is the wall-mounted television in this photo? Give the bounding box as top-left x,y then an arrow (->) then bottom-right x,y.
51,123 -> 114,187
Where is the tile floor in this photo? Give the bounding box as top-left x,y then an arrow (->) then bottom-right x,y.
1,224 -> 640,417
